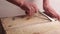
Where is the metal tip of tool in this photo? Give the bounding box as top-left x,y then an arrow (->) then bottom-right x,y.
38,10 -> 55,22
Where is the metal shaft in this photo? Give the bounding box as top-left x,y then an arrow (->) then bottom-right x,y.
38,11 -> 55,21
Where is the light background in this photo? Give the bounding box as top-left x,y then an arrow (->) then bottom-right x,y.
0,0 -> 60,17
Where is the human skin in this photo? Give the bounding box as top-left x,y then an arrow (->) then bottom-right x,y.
7,0 -> 60,20
7,0 -> 38,17
43,0 -> 60,20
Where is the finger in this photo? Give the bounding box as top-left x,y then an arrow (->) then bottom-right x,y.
31,3 -> 38,13
27,5 -> 34,16
25,3 -> 32,16
29,3 -> 35,16
24,2 -> 32,15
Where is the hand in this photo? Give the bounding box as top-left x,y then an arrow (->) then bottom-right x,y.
20,2 -> 38,16
43,0 -> 60,21
7,0 -> 38,17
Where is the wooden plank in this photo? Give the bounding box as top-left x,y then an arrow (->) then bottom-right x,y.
1,13 -> 60,34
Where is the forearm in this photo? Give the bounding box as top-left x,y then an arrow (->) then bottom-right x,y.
7,0 -> 25,6
14,0 -> 25,5
43,0 -> 50,8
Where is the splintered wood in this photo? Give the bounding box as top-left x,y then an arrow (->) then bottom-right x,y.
1,13 -> 60,34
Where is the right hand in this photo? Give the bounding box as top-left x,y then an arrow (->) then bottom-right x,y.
43,0 -> 60,21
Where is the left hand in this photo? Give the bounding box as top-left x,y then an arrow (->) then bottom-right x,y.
20,2 -> 38,16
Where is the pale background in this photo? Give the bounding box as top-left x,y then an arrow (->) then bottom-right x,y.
0,0 -> 60,18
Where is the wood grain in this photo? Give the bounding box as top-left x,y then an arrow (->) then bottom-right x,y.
1,13 -> 60,34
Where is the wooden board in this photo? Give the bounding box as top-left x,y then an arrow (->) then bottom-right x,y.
1,13 -> 60,34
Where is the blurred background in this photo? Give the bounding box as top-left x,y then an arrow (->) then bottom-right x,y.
0,0 -> 60,18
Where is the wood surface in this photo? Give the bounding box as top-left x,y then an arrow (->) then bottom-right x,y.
1,13 -> 60,34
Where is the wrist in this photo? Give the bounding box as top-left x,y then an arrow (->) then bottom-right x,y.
15,0 -> 25,6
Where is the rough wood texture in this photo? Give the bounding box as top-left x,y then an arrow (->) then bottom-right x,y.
1,13 -> 60,34
0,19 -> 6,34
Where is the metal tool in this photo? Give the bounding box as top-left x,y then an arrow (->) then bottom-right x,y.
38,10 -> 55,21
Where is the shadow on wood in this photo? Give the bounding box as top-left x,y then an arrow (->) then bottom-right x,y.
0,19 -> 6,34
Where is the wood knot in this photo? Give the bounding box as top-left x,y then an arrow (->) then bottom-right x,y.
33,32 -> 40,34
